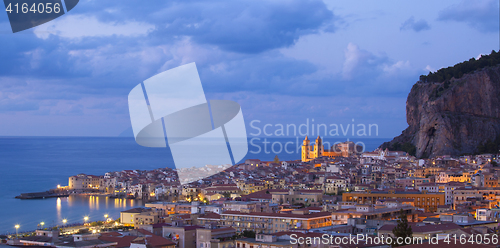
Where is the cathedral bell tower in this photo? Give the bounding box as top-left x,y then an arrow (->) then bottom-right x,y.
301,136 -> 310,162
313,136 -> 323,158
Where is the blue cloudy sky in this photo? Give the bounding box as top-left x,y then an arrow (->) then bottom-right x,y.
0,0 -> 498,138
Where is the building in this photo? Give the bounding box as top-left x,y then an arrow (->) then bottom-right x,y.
437,171 -> 472,183
57,234 -> 118,248
120,208 -> 163,226
271,189 -> 323,207
99,230 -> 175,248
19,231 -> 117,248
331,204 -> 418,225
130,235 -> 176,248
324,176 -> 348,194
342,189 -> 445,212
236,234 -> 298,248
68,174 -> 103,190
417,182 -> 463,205
220,210 -> 332,234
198,212 -> 222,226
196,226 -> 236,248
222,201 -> 274,213
162,225 -> 204,248
18,230 -> 61,247
145,202 -> 193,215
201,184 -> 241,197
361,148 -> 408,161
302,136 -> 354,162
453,187 -> 500,208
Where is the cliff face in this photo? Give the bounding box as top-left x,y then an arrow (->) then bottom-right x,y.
383,65 -> 500,158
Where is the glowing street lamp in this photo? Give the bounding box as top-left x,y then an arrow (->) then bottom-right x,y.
104,214 -> 108,221
40,222 -> 45,229
62,219 -> 67,226
84,216 -> 89,224
14,224 -> 20,237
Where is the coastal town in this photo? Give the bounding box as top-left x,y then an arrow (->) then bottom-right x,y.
3,136 -> 500,247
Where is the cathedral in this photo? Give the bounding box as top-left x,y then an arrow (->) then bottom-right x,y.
301,136 -> 354,162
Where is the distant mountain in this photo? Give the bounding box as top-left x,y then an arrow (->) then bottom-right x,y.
381,51 -> 500,158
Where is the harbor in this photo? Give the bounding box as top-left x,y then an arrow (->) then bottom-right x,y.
15,190 -> 70,200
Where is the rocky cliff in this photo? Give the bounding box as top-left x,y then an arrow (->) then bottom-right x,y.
382,65 -> 500,158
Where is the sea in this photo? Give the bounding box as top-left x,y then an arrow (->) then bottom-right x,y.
0,136 -> 389,234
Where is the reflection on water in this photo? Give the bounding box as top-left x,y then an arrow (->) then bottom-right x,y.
57,198 -> 62,221
1,195 -> 142,234
58,195 -> 142,226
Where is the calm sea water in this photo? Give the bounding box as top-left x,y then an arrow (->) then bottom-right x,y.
0,136 -> 389,234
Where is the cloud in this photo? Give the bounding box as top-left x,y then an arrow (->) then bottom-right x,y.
339,43 -> 419,96
0,0 -> 426,137
31,0 -> 336,54
0,95 -> 39,112
400,16 -> 430,32
153,0 -> 336,53
438,0 -> 499,33
33,15 -> 155,40
342,43 -> 388,80
425,65 -> 436,73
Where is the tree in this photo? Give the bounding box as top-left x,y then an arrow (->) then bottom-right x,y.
392,209 -> 413,247
274,155 -> 280,164
419,50 -> 500,83
241,230 -> 256,238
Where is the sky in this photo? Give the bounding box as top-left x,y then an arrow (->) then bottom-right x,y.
0,0 -> 498,138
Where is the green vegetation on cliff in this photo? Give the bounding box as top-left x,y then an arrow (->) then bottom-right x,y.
383,142 -> 417,157
419,50 -> 500,83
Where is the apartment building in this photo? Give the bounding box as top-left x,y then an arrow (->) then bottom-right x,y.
162,225 -> 202,248
220,210 -> 332,234
222,201 -> 275,213
120,208 -> 163,226
196,226 -> 236,248
145,202 -> 193,215
271,189 -> 323,207
342,189 -> 445,212
437,171 -> 472,183
236,234 -> 298,248
324,176 -> 347,194
453,187 -> 500,207
417,182 -> 463,205
331,204 -> 417,225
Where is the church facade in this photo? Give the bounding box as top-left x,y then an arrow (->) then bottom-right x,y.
301,136 -> 354,162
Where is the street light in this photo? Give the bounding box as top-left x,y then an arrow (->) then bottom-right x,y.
40,222 -> 45,230
62,219 -> 67,226
104,214 -> 108,221
84,216 -> 89,224
14,224 -> 20,237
